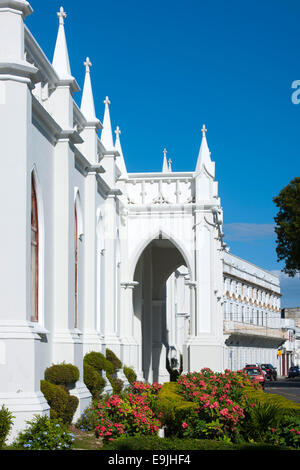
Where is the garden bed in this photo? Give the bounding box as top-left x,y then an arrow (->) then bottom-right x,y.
2,367 -> 300,450
69,424 -> 103,450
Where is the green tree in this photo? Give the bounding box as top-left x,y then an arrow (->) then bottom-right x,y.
273,177 -> 300,276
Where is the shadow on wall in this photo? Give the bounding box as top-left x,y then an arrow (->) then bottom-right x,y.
133,237 -> 188,382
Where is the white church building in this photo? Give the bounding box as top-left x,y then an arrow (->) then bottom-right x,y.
0,1 -> 286,438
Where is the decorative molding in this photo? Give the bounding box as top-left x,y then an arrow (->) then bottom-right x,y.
32,95 -> 62,145
120,281 -> 139,289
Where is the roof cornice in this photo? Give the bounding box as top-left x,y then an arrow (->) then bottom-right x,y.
24,26 -> 59,88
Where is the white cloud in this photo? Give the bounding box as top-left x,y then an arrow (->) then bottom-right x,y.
270,270 -> 300,308
223,223 -> 275,242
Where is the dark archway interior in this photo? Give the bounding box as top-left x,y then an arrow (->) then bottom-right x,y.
133,237 -> 188,382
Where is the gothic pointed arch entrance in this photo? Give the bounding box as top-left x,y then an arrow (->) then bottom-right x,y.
132,233 -> 192,383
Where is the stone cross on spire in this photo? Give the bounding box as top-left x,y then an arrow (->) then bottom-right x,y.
104,96 -> 111,106
57,6 -> 67,25
168,158 -> 172,172
201,124 -> 207,137
52,5 -> 74,81
84,57 -> 92,73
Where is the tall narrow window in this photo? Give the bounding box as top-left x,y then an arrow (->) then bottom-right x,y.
30,173 -> 39,322
74,203 -> 78,328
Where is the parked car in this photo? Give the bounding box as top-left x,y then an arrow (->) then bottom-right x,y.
288,366 -> 300,378
243,366 -> 265,389
245,364 -> 267,377
260,364 -> 277,381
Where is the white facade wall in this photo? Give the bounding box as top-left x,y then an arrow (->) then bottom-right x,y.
0,1 -> 286,441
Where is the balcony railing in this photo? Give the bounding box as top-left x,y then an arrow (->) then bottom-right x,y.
223,320 -> 289,341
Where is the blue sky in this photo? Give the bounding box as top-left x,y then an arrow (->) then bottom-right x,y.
27,0 -> 300,307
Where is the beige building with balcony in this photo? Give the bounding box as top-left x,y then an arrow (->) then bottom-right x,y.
222,252 -> 285,371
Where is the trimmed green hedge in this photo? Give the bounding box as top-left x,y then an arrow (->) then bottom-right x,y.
44,363 -> 79,386
106,373 -> 124,394
123,366 -> 137,384
154,382 -> 198,436
40,380 -> 78,424
102,435 -> 290,451
41,363 -> 79,424
0,405 -> 14,449
83,350 -> 125,395
83,351 -> 114,375
244,385 -> 300,415
83,363 -> 106,400
106,349 -> 122,372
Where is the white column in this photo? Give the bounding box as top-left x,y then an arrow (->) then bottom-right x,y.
186,210 -> 224,372
0,0 -> 49,442
78,122 -> 103,354
102,192 -> 121,354
50,83 -> 91,420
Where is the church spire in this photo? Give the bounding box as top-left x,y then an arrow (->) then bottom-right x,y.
195,124 -> 213,173
80,57 -> 98,123
52,6 -> 72,79
101,96 -> 114,150
114,126 -> 128,177
162,148 -> 169,173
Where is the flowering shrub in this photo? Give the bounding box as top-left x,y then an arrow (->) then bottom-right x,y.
12,415 -> 75,450
261,414 -> 300,448
130,381 -> 162,409
93,392 -> 162,442
131,381 -> 162,395
177,369 -> 258,442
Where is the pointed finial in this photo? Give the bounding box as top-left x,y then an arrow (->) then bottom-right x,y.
168,158 -> 172,171
114,125 -> 128,177
84,57 -> 92,73
162,148 -> 168,172
195,123 -> 214,175
53,4 -> 75,81
57,6 -> 67,25
115,126 -> 121,138
101,96 -> 114,150
80,55 -> 99,123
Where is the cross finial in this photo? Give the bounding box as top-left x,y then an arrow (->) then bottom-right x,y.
115,126 -> 121,138
201,124 -> 207,137
168,158 -> 172,171
84,57 -> 92,73
104,96 -> 111,106
163,148 -> 167,158
57,6 -> 67,25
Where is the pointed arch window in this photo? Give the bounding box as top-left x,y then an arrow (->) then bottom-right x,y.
30,173 -> 39,322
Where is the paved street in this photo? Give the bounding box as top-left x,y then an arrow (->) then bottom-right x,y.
264,377 -> 300,404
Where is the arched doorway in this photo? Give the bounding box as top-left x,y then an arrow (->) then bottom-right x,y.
133,234 -> 191,383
